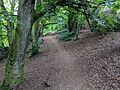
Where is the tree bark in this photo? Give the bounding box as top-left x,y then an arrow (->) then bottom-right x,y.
75,22 -> 81,40
0,0 -> 35,89
68,12 -> 77,32
68,12 -> 73,32
34,20 -> 42,42
30,20 -> 42,55
7,21 -> 14,47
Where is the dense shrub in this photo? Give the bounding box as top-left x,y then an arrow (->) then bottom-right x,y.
58,30 -> 76,41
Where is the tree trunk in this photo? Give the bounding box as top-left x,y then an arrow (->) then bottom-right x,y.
30,20 -> 42,56
68,13 -> 73,32
34,20 -> 42,42
0,0 -> 35,89
7,21 -> 14,47
75,22 -> 81,40
83,7 -> 93,32
68,12 -> 77,32
31,20 -> 43,56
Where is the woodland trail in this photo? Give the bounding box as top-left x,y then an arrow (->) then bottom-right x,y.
0,32 -> 120,90
42,36 -> 90,90
16,35 -> 96,90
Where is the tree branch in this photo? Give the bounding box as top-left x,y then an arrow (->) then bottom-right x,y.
33,11 -> 47,23
43,23 -> 57,26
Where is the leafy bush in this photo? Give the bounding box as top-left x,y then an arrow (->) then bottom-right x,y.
88,0 -> 120,34
58,30 -> 76,41
26,38 -> 44,57
31,42 -> 39,56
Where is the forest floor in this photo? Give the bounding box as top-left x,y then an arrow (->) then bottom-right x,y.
0,30 -> 120,90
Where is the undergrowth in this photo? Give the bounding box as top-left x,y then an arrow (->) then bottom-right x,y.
58,30 -> 76,41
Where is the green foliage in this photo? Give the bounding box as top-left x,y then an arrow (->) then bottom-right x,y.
0,25 -> 8,47
42,6 -> 68,35
0,0 -> 18,47
0,9 -> 8,46
35,0 -> 57,13
27,38 -> 44,57
26,42 -> 38,56
89,0 -> 120,34
31,42 -> 39,56
58,30 -> 76,41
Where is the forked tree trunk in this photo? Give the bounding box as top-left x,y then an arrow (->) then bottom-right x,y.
0,0 -> 35,89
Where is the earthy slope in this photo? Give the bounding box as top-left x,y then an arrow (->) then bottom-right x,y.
0,31 -> 120,90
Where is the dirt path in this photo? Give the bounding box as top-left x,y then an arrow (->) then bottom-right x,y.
0,32 -> 120,90
43,36 -> 90,90
16,35 -> 96,90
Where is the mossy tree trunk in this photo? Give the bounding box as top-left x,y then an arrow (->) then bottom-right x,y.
7,21 -> 14,47
0,0 -> 35,90
34,20 -> 42,43
75,22 -> 81,40
30,19 -> 42,55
